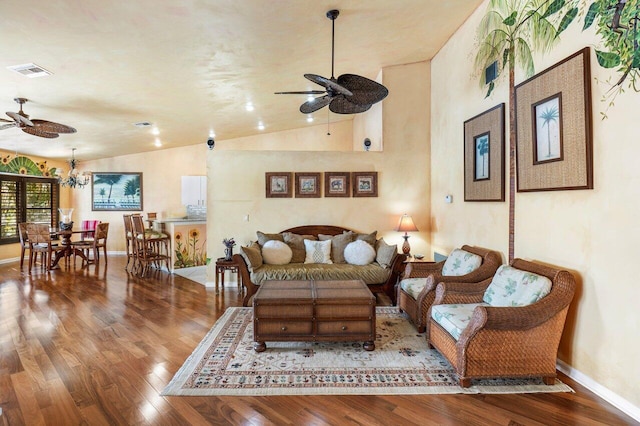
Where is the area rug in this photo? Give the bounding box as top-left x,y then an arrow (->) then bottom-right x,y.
162,307 -> 573,396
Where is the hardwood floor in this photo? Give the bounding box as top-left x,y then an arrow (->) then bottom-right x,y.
0,256 -> 635,426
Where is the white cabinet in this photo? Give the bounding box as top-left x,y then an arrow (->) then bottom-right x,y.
181,176 -> 207,206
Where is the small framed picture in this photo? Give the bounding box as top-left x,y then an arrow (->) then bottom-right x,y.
352,172 -> 378,197
265,172 -> 292,198
532,93 -> 563,164
295,172 -> 321,198
474,132 -> 490,181
324,172 -> 350,197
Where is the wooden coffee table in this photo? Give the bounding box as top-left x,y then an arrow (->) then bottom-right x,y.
252,279 -> 376,352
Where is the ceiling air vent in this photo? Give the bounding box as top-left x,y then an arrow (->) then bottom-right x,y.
133,121 -> 153,127
7,63 -> 52,78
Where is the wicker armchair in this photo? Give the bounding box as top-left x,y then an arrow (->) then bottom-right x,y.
397,245 -> 501,332
427,258 -> 576,388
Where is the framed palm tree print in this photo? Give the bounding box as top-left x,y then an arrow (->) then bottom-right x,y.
92,172 -> 143,211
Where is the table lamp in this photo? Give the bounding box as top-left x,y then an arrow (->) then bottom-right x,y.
395,214 -> 418,257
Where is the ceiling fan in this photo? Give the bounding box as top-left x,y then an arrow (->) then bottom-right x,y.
0,97 -> 76,138
275,9 -> 389,115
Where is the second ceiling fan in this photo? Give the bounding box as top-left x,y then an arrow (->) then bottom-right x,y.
275,9 -> 389,114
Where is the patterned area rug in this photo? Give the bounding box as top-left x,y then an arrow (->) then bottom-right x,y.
162,307 -> 573,396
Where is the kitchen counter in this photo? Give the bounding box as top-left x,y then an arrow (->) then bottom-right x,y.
153,219 -> 207,273
154,218 -> 206,224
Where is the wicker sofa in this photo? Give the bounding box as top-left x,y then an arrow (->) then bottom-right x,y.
233,225 -> 406,306
427,258 -> 576,387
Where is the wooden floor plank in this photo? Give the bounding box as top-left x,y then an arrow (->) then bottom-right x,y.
0,256 -> 636,426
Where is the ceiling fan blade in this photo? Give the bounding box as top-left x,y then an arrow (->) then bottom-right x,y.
337,74 -> 389,106
21,126 -> 59,138
31,119 -> 77,134
0,123 -> 15,130
275,90 -> 326,95
329,95 -> 372,114
6,111 -> 33,127
304,74 -> 352,97
300,95 -> 332,114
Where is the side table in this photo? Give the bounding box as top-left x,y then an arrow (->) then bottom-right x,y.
215,257 -> 242,294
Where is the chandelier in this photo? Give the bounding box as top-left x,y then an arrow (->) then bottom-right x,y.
58,148 -> 91,189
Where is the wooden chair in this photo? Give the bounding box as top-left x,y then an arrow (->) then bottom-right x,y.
26,223 -> 66,271
73,222 -> 109,265
18,222 -> 32,269
79,219 -> 100,241
123,214 -> 135,271
397,245 -> 502,332
427,259 -> 576,387
131,214 -> 169,276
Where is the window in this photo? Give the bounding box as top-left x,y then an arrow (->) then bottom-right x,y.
0,175 -> 59,244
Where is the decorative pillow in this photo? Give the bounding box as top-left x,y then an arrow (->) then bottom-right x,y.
441,248 -> 482,276
344,240 -> 376,265
240,242 -> 263,270
261,240 -> 293,265
375,238 -> 397,268
318,232 -> 354,263
354,230 -> 377,247
256,231 -> 284,247
304,239 -> 332,264
483,265 -> 552,307
282,232 -> 316,263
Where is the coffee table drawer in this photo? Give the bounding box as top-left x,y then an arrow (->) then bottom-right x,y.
317,320 -> 373,335
254,304 -> 313,318
315,304 -> 373,319
256,320 -> 313,336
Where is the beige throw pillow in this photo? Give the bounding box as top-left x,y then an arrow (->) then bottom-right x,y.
303,239 -> 332,264
319,232 -> 354,263
375,238 -> 398,268
282,232 -> 317,263
354,230 -> 377,247
256,231 -> 284,247
240,242 -> 263,270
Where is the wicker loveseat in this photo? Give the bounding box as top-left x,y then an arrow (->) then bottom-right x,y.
233,225 -> 406,306
397,245 -> 502,332
427,258 -> 576,387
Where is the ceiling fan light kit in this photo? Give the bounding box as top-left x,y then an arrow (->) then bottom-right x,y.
0,98 -> 76,138
275,9 -> 388,115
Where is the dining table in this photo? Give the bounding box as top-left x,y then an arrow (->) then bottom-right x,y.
49,227 -> 95,268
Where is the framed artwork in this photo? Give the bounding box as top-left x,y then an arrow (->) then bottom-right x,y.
463,104 -> 505,202
352,172 -> 378,197
515,47 -> 593,191
92,172 -> 143,211
265,172 -> 292,198
324,172 -> 351,197
295,172 -> 321,198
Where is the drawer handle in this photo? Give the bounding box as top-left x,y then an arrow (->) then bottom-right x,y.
281,326 -> 287,331
341,326 -> 347,331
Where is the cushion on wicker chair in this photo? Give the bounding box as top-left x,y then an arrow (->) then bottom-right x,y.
483,265 -> 552,307
431,303 -> 488,341
441,248 -> 482,276
399,277 -> 429,299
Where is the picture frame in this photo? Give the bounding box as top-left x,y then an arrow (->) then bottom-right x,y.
294,172 -> 321,198
464,103 -> 505,202
515,47 -> 593,192
352,172 -> 378,197
92,172 -> 143,211
265,172 -> 292,198
324,172 -> 351,197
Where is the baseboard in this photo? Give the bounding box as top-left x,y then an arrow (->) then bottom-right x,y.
557,359 -> 640,422
0,257 -> 19,265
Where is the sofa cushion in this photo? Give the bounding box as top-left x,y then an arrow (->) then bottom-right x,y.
256,231 -> 284,247
319,232 -> 354,263
483,264 -> 552,307
282,232 -> 316,263
354,230 -> 377,247
304,239 -> 332,264
344,240 -> 376,265
441,248 -> 482,276
240,242 -> 263,271
431,303 -> 487,341
375,238 -> 397,269
399,277 -> 428,299
250,262 -> 391,286
261,240 -> 293,265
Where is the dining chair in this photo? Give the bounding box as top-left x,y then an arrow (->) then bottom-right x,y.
18,222 -> 32,269
80,219 -> 100,241
26,223 -> 66,271
123,214 -> 135,271
73,222 -> 109,265
131,214 -> 169,276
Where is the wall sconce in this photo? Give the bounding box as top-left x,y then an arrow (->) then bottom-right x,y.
395,214 -> 419,257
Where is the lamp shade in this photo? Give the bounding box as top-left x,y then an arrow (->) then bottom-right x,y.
395,214 -> 418,233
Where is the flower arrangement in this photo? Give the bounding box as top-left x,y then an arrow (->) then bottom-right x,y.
223,238 -> 236,248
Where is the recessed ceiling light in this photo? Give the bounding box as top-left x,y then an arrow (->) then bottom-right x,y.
209,130 -> 216,138
151,127 -> 160,135
306,115 -> 314,123
154,138 -> 162,147
257,121 -> 265,131
245,102 -> 254,112
7,63 -> 52,78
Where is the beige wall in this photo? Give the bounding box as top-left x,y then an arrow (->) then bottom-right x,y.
208,61 -> 431,267
431,1 -> 639,408
0,150 -> 70,260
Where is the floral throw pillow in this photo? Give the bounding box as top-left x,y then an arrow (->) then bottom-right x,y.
483,265 -> 552,307
441,249 -> 482,276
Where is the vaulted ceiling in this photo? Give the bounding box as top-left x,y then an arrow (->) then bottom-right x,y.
0,0 -> 482,161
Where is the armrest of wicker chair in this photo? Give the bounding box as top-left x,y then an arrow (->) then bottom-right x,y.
432,278 -> 492,305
